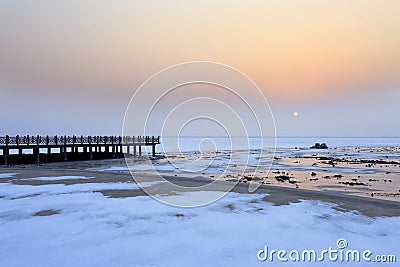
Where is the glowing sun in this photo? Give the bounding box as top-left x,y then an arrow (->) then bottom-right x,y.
293,111 -> 299,117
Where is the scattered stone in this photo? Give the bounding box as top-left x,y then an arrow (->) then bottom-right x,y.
311,172 -> 317,176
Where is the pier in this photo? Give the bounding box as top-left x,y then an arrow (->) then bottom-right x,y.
0,135 -> 160,165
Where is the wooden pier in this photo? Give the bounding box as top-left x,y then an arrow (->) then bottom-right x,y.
0,135 -> 160,165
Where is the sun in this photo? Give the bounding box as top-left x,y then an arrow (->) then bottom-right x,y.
293,111 -> 299,117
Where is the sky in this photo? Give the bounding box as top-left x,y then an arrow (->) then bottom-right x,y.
0,0 -> 399,137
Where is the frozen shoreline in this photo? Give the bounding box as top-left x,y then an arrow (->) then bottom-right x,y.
0,169 -> 399,266
96,146 -> 400,202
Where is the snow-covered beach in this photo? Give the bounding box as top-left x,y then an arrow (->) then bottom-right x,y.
1,154 -> 399,266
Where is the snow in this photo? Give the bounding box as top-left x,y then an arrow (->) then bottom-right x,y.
0,173 -> 17,178
0,177 -> 399,266
21,175 -> 95,181
99,166 -> 129,172
0,182 -> 139,200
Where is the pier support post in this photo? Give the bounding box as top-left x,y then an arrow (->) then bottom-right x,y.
3,135 -> 9,165
139,146 -> 142,157
63,136 -> 68,161
152,144 -> 156,157
33,147 -> 40,163
46,136 -> 51,155
127,146 -> 130,155
134,145 -> 137,157
89,147 -> 93,160
3,148 -> 8,165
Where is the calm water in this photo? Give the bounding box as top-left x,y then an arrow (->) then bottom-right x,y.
155,137 -> 400,153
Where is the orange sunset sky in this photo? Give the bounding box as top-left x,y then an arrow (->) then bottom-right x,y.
0,0 -> 399,136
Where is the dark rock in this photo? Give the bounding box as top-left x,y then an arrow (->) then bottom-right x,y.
339,181 -> 367,186
311,143 -> 328,149
319,156 -> 331,160
275,175 -> 290,182
245,176 -> 252,181
275,175 -> 290,180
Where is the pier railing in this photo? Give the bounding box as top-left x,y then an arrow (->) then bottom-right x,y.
0,135 -> 160,146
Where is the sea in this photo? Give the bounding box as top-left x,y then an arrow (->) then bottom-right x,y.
155,137 -> 400,154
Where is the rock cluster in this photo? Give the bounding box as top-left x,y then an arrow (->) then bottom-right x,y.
310,143 -> 328,149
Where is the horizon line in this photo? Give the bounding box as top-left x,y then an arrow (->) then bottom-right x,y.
161,136 -> 400,139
